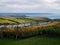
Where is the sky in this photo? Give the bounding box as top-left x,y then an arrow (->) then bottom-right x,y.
0,0 -> 60,13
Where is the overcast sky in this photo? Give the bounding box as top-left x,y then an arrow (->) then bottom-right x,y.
0,0 -> 60,13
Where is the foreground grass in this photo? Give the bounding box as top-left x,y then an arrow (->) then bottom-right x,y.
0,36 -> 60,45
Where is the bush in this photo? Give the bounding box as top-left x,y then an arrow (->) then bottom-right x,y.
0,22 -> 60,39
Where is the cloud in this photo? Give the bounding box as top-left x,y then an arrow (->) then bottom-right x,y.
0,0 -> 60,13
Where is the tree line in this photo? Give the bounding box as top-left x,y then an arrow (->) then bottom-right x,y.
0,22 -> 60,39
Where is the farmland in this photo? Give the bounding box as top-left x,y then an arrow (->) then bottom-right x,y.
0,16 -> 50,24
0,17 -> 60,45
0,17 -> 33,24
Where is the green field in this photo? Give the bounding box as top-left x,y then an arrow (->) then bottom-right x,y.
0,36 -> 60,45
0,17 -> 50,24
6,18 -> 33,23
0,18 -> 33,24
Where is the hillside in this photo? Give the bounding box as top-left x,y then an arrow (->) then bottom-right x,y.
0,17 -> 51,24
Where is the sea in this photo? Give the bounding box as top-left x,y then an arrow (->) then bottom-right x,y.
25,13 -> 60,19
0,13 -> 60,19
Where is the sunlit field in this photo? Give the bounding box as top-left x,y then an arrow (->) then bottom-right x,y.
5,18 -> 33,23
0,18 -> 33,24
0,18 -> 16,24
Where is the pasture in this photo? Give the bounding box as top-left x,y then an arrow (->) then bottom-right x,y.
0,18 -> 33,24
0,36 -> 60,45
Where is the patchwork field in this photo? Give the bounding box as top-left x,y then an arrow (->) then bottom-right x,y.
0,17 -> 50,24
0,18 -> 33,24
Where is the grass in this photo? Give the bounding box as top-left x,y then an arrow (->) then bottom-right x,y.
0,19 -> 16,24
7,18 -> 33,23
0,17 -> 33,24
0,36 -> 60,45
0,17 -> 49,24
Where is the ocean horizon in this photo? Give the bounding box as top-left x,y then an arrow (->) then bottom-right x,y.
0,13 -> 60,19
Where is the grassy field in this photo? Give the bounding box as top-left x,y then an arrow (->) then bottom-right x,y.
0,17 -> 33,24
5,18 -> 33,23
0,17 -> 50,24
0,36 -> 60,45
